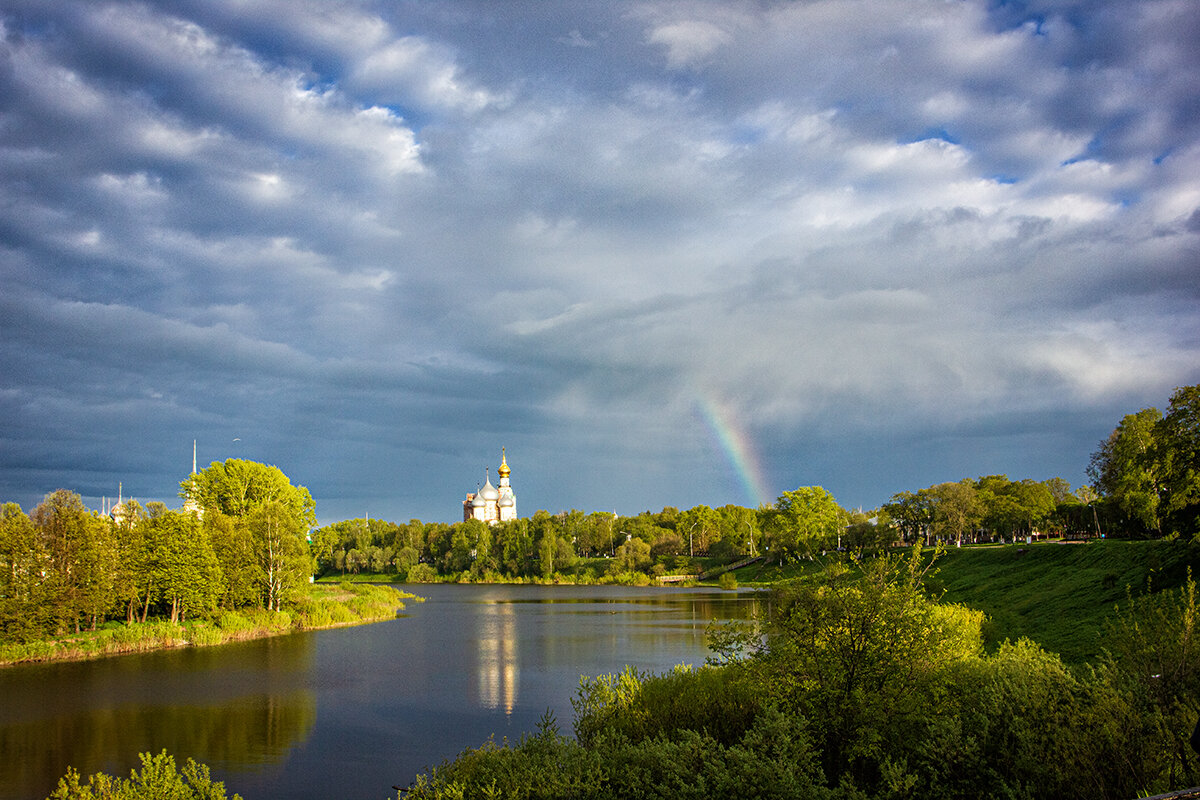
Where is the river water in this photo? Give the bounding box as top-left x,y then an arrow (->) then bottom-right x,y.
0,584 -> 761,800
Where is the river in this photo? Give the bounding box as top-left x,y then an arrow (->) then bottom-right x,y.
0,584 -> 761,800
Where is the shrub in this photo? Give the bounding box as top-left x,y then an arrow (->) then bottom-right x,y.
47,750 -> 242,800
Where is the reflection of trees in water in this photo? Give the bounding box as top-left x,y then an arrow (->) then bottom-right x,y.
0,634 -> 318,800
615,592 -> 766,653
0,690 -> 315,800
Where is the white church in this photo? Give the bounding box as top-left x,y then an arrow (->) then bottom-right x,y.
462,449 -> 517,524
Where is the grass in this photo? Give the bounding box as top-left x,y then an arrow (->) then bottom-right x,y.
0,582 -> 416,667
714,539 -> 1200,664
931,538 -> 1200,663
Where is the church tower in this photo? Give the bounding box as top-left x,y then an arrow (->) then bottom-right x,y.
496,448 -> 517,522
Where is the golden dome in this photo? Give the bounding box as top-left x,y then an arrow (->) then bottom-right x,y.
497,448 -> 510,478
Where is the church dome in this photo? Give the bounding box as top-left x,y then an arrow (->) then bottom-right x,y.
471,492 -> 486,508
499,493 -> 514,507
480,478 -> 499,501
497,449 -> 510,478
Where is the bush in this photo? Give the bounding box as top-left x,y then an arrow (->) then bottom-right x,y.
573,664 -> 762,749
47,750 -> 242,799
406,563 -> 438,583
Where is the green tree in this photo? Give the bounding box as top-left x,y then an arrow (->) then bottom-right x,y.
1089,408 -> 1163,534
928,480 -> 982,545
248,501 -> 310,611
753,547 -> 983,786
0,502 -> 51,640
714,504 -> 759,558
764,486 -> 844,562
182,459 -> 316,528
678,505 -> 720,556
48,750 -> 242,800
883,490 -> 933,545
613,537 -> 652,573
32,490 -> 97,633
1155,384 -> 1200,537
142,511 -> 222,622
205,512 -> 260,609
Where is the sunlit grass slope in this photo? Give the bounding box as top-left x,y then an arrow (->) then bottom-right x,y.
932,539 -> 1200,663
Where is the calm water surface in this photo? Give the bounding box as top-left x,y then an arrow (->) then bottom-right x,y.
0,584 -> 761,800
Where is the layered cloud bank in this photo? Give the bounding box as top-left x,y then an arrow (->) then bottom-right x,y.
1,0 -> 1197,522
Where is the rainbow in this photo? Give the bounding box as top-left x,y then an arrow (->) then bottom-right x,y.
696,395 -> 772,508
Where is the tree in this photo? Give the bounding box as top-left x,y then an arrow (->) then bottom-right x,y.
884,490 -> 933,545
183,461 -> 315,610
182,459 -> 316,529
677,505 -> 720,556
613,537 -> 652,573
1044,477 -> 1075,505
1155,384 -> 1200,537
142,510 -> 222,622
32,490 -> 101,633
764,486 -> 844,562
1088,408 -> 1163,534
248,501 -> 310,611
714,504 -> 759,559
753,547 -> 983,785
205,512 -> 260,609
928,481 -> 982,545
0,502 -> 51,640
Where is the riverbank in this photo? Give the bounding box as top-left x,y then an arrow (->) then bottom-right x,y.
0,582 -> 416,667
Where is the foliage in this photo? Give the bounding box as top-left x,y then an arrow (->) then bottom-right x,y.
1089,407 -> 1163,534
1156,385 -> 1200,537
573,664 -> 763,749
181,459 -> 316,528
1096,571 -> 1200,791
46,750 -> 242,800
1087,384 -> 1200,538
763,486 -> 844,562
754,547 -> 984,784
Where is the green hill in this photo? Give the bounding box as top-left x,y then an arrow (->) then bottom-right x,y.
724,539 -> 1200,664
931,539 -> 1200,663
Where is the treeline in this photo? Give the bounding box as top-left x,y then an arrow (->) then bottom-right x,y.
403,549 -> 1200,800
0,459 -> 317,643
312,477 -> 1094,584
311,504 -> 763,584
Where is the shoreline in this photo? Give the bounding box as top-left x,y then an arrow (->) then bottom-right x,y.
0,583 -> 418,669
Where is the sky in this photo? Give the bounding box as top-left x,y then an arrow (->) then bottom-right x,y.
1,0 -> 1198,526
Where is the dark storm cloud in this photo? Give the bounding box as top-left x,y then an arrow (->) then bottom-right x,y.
0,0 -> 1197,522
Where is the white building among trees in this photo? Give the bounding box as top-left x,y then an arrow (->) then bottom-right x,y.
463,450 -> 517,525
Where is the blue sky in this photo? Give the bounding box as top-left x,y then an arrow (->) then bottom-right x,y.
1,0 -> 1197,524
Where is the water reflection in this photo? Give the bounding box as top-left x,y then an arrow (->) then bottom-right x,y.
0,586 -> 764,800
0,634 -> 317,800
476,601 -> 518,714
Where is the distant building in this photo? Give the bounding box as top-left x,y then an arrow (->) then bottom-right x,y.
108,482 -> 131,526
463,449 -> 517,525
182,439 -> 203,518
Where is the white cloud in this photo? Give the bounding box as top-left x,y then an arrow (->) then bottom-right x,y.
646,19 -> 731,68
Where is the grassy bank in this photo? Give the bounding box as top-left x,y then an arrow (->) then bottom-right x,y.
316,565 -> 698,586
0,582 -> 415,667
932,538 -> 1200,663
716,538 -> 1200,663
